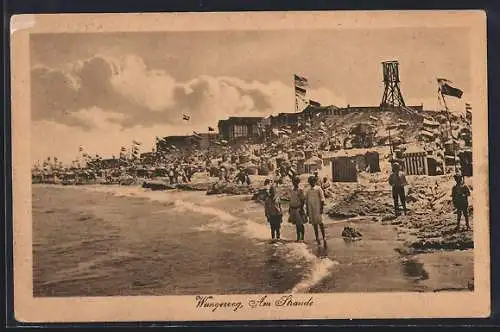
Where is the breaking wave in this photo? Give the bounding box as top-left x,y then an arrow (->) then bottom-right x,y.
50,184 -> 339,293
175,200 -> 339,293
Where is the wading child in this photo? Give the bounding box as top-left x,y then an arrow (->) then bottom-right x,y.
452,174 -> 471,231
264,185 -> 283,241
305,175 -> 326,245
289,177 -> 307,242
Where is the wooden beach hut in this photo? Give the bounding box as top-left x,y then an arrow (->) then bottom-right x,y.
304,157 -> 321,174
353,154 -> 367,172
293,158 -> 306,174
304,149 -> 314,160
331,156 -> 357,182
364,151 -> 381,173
403,147 -> 428,175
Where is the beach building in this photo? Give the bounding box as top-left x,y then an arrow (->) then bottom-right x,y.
157,135 -> 196,152
218,117 -> 265,142
301,103 -> 341,120
196,133 -> 219,150
269,112 -> 301,127
99,158 -> 122,169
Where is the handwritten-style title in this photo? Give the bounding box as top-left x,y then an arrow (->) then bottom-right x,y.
195,295 -> 314,312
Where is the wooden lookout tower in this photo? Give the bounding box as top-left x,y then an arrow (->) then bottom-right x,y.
380,60 -> 406,109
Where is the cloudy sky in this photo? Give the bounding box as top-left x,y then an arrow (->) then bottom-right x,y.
31,27 -> 471,163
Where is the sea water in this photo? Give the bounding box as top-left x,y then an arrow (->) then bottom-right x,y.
32,184 -> 444,297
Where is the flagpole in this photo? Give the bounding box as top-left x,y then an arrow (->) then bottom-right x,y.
439,89 -> 458,173
294,75 -> 298,113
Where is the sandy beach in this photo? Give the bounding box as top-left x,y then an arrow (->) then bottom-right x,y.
33,184 -> 474,297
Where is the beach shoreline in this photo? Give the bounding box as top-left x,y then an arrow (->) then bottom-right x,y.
32,183 -> 474,296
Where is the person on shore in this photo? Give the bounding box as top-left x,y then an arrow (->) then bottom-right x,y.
264,185 -> 283,241
263,178 -> 272,190
168,167 -> 175,184
289,177 -> 307,242
452,174 -> 471,231
235,168 -> 250,185
305,175 -> 326,245
388,162 -> 407,216
184,165 -> 193,182
320,176 -> 333,198
313,171 -> 319,184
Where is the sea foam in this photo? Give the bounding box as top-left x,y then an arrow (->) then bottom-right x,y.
48,184 -> 339,293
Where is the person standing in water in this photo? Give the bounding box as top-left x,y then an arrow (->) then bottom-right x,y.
289,177 -> 307,242
264,185 -> 283,241
388,162 -> 408,216
305,175 -> 326,245
452,173 -> 471,231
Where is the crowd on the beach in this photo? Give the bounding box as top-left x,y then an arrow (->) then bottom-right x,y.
260,158 -> 471,244
32,107 -> 472,242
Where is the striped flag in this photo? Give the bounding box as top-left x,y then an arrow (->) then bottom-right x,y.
295,86 -> 306,97
294,74 -> 309,88
465,103 -> 472,110
294,74 -> 310,112
437,78 -> 463,99
132,140 -> 141,145
79,146 -> 84,152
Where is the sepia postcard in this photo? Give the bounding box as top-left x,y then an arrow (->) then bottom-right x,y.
10,11 -> 490,322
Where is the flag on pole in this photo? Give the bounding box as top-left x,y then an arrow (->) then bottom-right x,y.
465,103 -> 472,121
294,74 -> 309,88
121,146 -> 127,152
294,74 -> 310,112
79,146 -> 84,152
132,140 -> 141,145
295,86 -> 306,97
437,78 -> 463,99
182,114 -> 191,121
208,126 -> 215,132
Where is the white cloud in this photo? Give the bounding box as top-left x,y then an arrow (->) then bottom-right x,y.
31,107 -> 182,164
109,55 -> 177,111
31,54 -> 346,163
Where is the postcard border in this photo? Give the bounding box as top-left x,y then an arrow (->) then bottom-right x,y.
10,11 -> 490,322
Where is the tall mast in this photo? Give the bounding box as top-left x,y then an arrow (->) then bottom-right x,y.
439,89 -> 458,172
294,74 -> 298,113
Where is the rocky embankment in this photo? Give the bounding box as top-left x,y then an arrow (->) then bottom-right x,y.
207,182 -> 256,195
325,173 -> 473,252
142,180 -> 214,192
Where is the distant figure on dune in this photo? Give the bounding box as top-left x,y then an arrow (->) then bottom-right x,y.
452,174 -> 471,231
305,175 -> 326,245
388,162 -> 407,216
